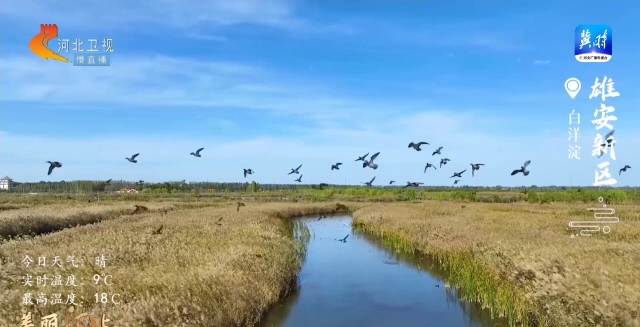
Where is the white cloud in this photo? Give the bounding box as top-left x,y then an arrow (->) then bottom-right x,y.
186,34 -> 228,42
2,14 -> 637,188
409,83 -> 560,104
0,54 -> 417,124
1,0 -> 293,28
3,52 -> 638,186
2,0 -> 535,54
208,119 -> 236,129
533,60 -> 551,65
0,0 -> 355,37
350,16 -> 528,52
2,112 -> 639,186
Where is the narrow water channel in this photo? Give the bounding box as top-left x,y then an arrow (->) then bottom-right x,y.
260,216 -> 509,327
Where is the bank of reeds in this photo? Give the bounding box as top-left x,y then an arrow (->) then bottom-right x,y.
2,197 -> 638,326
288,187 -> 640,204
0,202 -> 344,327
352,201 -> 640,327
0,203 -> 30,211
0,203 -> 177,241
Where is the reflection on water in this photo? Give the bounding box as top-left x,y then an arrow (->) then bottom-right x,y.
260,216 -> 509,327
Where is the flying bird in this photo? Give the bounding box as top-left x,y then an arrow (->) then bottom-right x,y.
46,161 -> 62,175
601,130 -> 615,147
403,182 -> 424,188
454,179 -> 462,185
424,162 -> 436,173
619,165 -> 631,175
355,153 -> 369,162
440,158 -> 450,168
216,217 -> 223,225
125,153 -> 139,163
511,160 -> 532,176
237,202 -> 246,212
136,180 -> 144,185
596,130 -> 616,158
152,224 -> 163,235
105,179 -> 112,185
331,162 -> 343,170
190,147 -> 204,157
470,163 -> 485,177
408,141 -> 429,151
389,181 -> 395,185
432,147 -> 443,156
288,164 -> 303,175
363,152 -> 380,169
295,175 -> 303,183
450,170 -> 466,178
362,176 -> 376,186
337,234 -> 349,243
243,168 -> 254,178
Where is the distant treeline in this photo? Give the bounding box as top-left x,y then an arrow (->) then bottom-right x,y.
3,181 -> 640,204
2,179 -> 637,194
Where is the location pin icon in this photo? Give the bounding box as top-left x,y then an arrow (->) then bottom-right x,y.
565,78 -> 581,99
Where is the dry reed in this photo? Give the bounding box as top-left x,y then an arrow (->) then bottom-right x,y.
0,203 -> 177,241
0,202 -> 347,327
2,197 -> 637,327
352,201 -> 640,327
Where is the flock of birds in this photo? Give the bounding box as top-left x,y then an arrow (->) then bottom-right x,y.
44,137 -> 632,186
41,141 -> 634,243
317,141 -> 532,188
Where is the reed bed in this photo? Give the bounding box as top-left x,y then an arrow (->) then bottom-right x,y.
352,201 -> 640,327
0,203 -> 31,211
2,196 -> 637,327
0,202 -> 343,327
0,202 -> 178,241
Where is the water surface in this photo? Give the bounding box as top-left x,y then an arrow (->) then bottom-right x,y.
260,216 -> 509,327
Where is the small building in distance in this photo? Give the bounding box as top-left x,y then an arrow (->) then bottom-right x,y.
0,176 -> 13,190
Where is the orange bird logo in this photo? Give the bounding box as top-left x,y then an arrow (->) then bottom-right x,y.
29,24 -> 70,63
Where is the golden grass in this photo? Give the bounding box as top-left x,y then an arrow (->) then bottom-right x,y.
0,202 -> 178,241
352,201 -> 640,327
0,203 -> 31,211
2,198 -> 637,327
0,201 -> 357,327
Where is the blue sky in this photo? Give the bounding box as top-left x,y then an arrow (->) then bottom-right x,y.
1,1 -> 638,187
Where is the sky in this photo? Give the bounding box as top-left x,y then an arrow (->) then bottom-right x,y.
0,0 -> 639,187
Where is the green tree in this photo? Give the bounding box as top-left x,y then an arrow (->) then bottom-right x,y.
248,181 -> 260,192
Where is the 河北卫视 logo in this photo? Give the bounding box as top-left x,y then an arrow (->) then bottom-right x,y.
29,24 -> 70,63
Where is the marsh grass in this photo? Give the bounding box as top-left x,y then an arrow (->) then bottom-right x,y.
352,201 -> 640,327
2,197 -> 638,326
281,218 -> 312,266
0,203 -> 178,241
0,203 -> 31,211
352,221 -> 528,325
0,202 -> 345,327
